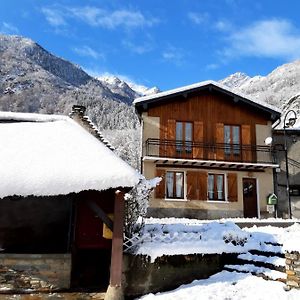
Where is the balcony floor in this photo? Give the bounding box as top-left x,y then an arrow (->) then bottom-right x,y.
143,156 -> 279,171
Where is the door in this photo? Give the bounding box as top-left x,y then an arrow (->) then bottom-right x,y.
243,178 -> 258,218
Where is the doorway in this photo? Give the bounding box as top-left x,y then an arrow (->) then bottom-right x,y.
243,178 -> 258,218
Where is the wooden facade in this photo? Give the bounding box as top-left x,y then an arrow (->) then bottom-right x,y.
135,82 -> 281,219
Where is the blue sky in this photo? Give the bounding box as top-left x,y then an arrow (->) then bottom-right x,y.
1,0 -> 300,90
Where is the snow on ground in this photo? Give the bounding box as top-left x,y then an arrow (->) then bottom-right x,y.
238,252 -> 285,267
134,218 -> 300,261
0,112 -> 141,198
138,271 -> 300,300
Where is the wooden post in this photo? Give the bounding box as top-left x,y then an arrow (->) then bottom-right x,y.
105,189 -> 125,300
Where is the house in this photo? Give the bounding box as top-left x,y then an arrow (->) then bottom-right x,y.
273,127 -> 300,218
134,80 -> 281,219
0,107 -> 141,295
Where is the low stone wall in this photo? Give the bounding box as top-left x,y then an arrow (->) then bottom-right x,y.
123,252 -> 238,298
0,253 -> 71,292
285,251 -> 300,289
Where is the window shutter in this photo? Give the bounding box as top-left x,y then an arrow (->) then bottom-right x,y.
198,171 -> 208,200
241,125 -> 251,162
155,169 -> 165,199
193,121 -> 203,159
159,122 -> 167,157
167,119 -> 176,157
227,173 -> 238,202
187,171 -> 198,200
216,123 -> 224,160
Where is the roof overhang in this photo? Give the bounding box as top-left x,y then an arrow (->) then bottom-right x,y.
143,156 -> 279,171
134,81 -> 281,122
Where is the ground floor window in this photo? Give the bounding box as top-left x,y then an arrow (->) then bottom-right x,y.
166,171 -> 184,199
208,174 -> 225,201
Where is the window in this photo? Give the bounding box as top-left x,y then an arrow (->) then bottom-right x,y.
176,121 -> 193,153
166,171 -> 184,199
224,125 -> 240,157
208,174 -> 225,201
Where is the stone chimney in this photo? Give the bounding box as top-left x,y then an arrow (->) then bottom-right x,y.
69,105 -> 114,151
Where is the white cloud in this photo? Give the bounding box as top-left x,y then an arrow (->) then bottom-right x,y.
206,63 -> 219,70
214,20 -> 232,32
42,5 -> 158,30
0,22 -> 19,34
162,46 -> 185,66
73,46 -> 104,60
188,12 -> 209,25
223,19 -> 300,60
70,6 -> 158,29
41,7 -> 66,26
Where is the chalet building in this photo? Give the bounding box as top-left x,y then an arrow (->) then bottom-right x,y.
0,108 -> 141,296
273,128 -> 300,218
134,81 -> 281,219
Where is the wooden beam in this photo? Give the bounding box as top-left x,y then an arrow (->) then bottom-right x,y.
109,190 -> 125,288
87,200 -> 113,231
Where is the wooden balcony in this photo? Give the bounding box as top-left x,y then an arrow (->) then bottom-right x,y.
144,138 -> 277,168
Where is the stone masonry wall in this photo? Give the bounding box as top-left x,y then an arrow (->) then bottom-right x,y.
285,251 -> 300,289
0,254 -> 71,292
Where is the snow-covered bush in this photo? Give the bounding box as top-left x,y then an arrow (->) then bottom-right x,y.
124,177 -> 161,238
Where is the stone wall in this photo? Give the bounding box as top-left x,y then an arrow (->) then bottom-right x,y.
123,253 -> 238,298
285,251 -> 300,289
0,254 -> 71,292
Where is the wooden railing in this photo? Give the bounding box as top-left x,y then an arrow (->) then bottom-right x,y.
144,138 -> 276,164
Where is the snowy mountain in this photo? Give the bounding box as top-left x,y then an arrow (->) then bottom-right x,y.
97,75 -> 159,97
0,34 -> 141,131
220,61 -> 300,125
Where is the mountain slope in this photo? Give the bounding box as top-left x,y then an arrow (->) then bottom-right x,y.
0,34 -> 141,130
220,61 -> 300,123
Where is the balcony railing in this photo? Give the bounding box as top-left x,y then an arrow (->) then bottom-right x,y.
144,138 -> 276,164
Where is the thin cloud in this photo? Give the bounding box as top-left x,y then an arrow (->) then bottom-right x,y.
41,7 -> 66,26
69,6 -> 158,29
0,22 -> 19,34
41,5 -> 158,30
162,46 -> 185,66
206,63 -> 219,70
188,12 -> 209,25
223,19 -> 300,60
122,35 -> 154,54
73,46 -> 104,60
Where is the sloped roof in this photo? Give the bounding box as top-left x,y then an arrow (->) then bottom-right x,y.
134,80 -> 281,118
0,111 -> 141,198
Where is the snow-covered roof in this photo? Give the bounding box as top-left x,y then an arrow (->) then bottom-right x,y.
134,80 -> 281,116
0,111 -> 141,198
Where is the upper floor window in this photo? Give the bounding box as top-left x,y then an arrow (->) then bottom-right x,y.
208,174 -> 225,201
224,125 -> 240,157
166,171 -> 184,199
176,121 -> 193,153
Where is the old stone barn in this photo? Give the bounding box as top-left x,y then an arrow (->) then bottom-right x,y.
0,109 -> 140,293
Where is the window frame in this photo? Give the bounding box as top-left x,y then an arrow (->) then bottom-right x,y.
165,170 -> 186,201
207,173 -> 226,202
176,121 -> 193,154
224,124 -> 241,159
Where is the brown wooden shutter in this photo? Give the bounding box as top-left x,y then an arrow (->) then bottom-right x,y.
216,123 -> 224,160
187,171 -> 207,200
187,171 -> 198,200
167,119 -> 176,157
227,173 -> 238,202
241,125 -> 251,162
159,121 -> 167,157
193,121 -> 204,159
198,171 -> 208,200
155,169 -> 165,199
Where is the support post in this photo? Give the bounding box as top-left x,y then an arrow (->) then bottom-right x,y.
105,189 -> 125,300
